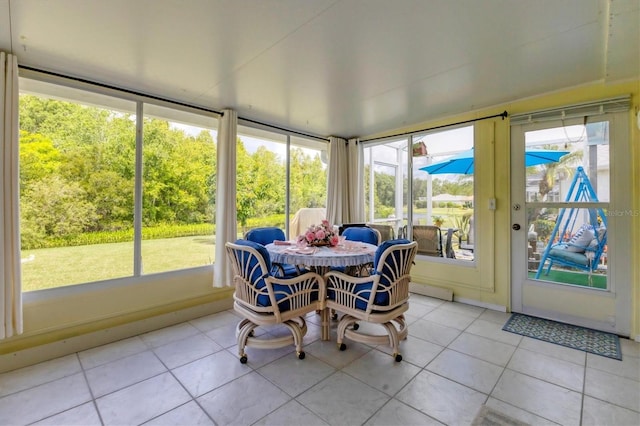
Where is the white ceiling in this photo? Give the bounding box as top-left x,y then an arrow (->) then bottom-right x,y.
1,0 -> 638,138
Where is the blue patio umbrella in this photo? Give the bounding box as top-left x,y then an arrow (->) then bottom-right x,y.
419,148 -> 569,175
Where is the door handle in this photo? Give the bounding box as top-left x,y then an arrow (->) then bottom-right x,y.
512,224 -> 521,231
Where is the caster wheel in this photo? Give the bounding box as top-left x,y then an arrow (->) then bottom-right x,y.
297,351 -> 306,360
339,343 -> 347,351
352,323 -> 359,330
240,355 -> 248,364
394,354 -> 402,362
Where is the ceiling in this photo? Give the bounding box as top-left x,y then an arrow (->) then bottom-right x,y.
1,0 -> 638,138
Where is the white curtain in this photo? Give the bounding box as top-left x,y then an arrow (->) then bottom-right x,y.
213,109 -> 237,288
326,136 -> 348,225
1,52 -> 22,338
326,136 -> 364,225
347,138 -> 364,222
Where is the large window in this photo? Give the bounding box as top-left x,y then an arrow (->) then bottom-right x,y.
364,125 -> 475,262
236,125 -> 328,239
19,77 -> 218,291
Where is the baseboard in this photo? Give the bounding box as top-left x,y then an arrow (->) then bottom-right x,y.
454,296 -> 507,312
409,282 -> 454,301
0,298 -> 233,373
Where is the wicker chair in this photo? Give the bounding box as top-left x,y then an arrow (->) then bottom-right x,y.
367,223 -> 395,242
226,240 -> 325,363
324,239 -> 418,362
244,226 -> 300,277
339,226 -> 380,277
412,225 -> 443,257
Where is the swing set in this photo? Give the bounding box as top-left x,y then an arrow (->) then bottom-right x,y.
535,166 -> 607,280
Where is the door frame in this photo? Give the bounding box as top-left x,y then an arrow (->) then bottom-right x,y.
510,112 -> 632,336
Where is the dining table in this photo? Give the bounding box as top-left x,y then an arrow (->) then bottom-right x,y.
265,241 -> 377,340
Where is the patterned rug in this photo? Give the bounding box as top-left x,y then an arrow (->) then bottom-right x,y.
502,313 -> 621,360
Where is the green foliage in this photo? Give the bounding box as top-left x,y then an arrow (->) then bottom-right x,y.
22,223 -> 215,250
452,211 -> 473,238
19,94 -> 326,249
533,218 -> 556,242
20,176 -> 98,249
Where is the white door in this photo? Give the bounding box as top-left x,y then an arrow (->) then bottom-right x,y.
510,109 -> 631,335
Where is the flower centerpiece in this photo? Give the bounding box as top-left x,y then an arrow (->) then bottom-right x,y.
297,219 -> 339,247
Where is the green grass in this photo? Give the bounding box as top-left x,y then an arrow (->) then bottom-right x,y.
20,235 -> 217,292
529,269 -> 607,289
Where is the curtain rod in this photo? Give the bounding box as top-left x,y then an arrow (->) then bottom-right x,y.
238,117 -> 329,142
18,65 -> 329,142
360,110 -> 508,143
19,65 -> 223,116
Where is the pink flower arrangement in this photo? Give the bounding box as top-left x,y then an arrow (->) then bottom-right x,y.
297,219 -> 339,247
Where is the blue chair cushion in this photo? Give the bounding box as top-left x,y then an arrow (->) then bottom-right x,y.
245,227 -> 286,246
343,227 -> 379,245
549,245 -> 590,266
233,239 -> 273,307
245,227 -> 300,279
233,239 -> 316,311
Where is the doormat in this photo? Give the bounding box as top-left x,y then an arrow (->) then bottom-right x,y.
502,313 -> 621,360
471,405 -> 529,426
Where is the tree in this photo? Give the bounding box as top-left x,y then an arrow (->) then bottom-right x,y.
21,176 -> 98,248
18,130 -> 62,192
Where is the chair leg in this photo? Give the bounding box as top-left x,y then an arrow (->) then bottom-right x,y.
236,319 -> 258,364
336,315 -> 357,349
282,318 -> 307,359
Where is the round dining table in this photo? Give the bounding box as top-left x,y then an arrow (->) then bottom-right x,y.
265,241 -> 377,275
265,241 -> 377,340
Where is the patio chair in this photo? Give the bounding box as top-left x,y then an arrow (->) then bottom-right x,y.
340,226 -> 380,276
325,239 -> 418,362
342,226 -> 381,245
367,223 -> 395,242
412,225 -> 443,257
244,226 -> 300,277
225,240 -> 325,363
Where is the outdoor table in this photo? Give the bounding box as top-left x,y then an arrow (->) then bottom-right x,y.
265,241 -> 377,340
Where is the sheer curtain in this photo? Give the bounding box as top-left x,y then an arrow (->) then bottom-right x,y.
326,136 -> 364,225
1,52 -> 22,338
347,138 -> 364,222
213,109 -> 237,288
326,137 -> 347,225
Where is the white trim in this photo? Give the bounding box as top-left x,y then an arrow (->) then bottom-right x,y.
409,282 -> 453,301
453,296 -> 507,312
510,96 -> 631,125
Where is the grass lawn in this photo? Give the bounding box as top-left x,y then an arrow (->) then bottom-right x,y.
21,235 -> 216,292
528,269 -> 607,289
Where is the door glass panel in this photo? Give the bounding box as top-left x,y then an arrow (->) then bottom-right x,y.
525,122 -> 609,289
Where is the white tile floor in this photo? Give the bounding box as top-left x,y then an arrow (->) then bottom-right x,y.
1,294 -> 639,426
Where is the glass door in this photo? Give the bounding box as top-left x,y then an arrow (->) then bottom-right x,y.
510,112 -> 631,335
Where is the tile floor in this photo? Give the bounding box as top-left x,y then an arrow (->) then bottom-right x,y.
1,294 -> 639,426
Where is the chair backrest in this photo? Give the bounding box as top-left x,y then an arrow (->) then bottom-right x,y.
371,239 -> 418,307
338,223 -> 368,235
226,240 -> 273,307
412,225 -> 443,256
343,226 -> 380,245
367,224 -> 395,242
244,227 -> 286,245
